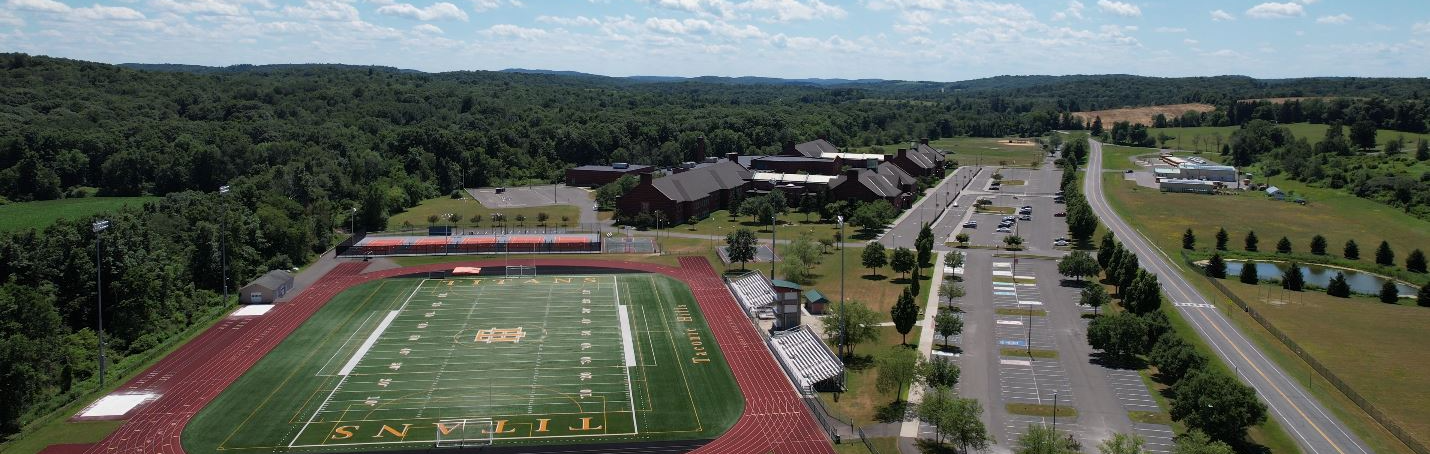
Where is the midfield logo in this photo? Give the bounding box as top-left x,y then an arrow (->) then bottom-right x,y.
475,327 -> 526,343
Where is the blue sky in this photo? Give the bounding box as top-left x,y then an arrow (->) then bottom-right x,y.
2,0 -> 1428,81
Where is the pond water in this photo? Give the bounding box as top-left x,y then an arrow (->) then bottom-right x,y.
1224,261 -> 1418,297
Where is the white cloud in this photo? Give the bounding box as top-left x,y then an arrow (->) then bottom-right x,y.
536,15 -> 599,26
641,0 -> 735,19
148,0 -> 248,16
0,9 -> 23,25
1315,14 -> 1351,24
1154,26 -> 1184,33
7,0 -> 71,13
1245,2 -> 1303,19
1096,0 -> 1139,17
376,2 -> 468,21
1183,38 -> 1198,45
1412,21 -> 1430,34
73,4 -> 146,20
413,23 -> 442,34
1051,0 -> 1083,21
737,0 -> 844,22
1209,9 -> 1234,21
482,23 -> 547,39
280,0 -> 359,21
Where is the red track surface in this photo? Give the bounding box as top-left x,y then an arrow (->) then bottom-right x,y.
73,257 -> 832,454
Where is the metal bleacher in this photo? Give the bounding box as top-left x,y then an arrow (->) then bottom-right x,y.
726,271 -> 776,313
769,325 -> 845,394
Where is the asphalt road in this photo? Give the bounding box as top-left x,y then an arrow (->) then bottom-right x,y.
878,166 -> 981,248
1084,139 -> 1370,454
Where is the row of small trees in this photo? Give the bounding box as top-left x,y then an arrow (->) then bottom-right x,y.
422,212 -> 564,228
1205,252 -> 1430,305
1187,227 -> 1426,273
1078,232 -> 1269,446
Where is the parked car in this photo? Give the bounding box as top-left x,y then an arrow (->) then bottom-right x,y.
1020,214 -> 1032,221
1054,212 -> 1066,217
964,221 -> 978,228
1054,239 -> 1069,247
996,227 -> 1013,233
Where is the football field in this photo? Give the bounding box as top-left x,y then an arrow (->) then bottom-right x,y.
185,272 -> 742,451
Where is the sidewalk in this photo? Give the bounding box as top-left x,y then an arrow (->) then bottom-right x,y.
899,250 -> 947,438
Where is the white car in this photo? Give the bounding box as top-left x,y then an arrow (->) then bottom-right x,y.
996,227 -> 1012,233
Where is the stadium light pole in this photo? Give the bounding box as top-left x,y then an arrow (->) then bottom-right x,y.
1052,392 -> 1059,434
92,219 -> 109,389
837,216 -> 846,359
349,206 -> 357,234
219,185 -> 230,305
769,211 -> 776,279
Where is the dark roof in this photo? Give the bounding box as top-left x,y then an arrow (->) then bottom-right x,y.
898,148 -> 936,169
651,160 -> 750,202
878,162 -> 917,186
770,279 -> 802,290
752,156 -> 835,163
248,270 -> 293,291
832,169 -> 901,198
570,164 -> 652,173
914,144 -> 945,162
792,139 -> 840,158
805,289 -> 828,302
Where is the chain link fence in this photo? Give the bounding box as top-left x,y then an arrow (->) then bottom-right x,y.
1181,251 -> 1429,454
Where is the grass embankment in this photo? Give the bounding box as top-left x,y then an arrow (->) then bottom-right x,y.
1000,348 -> 1058,359
384,195 -> 581,232
0,196 -> 158,232
1005,403 -> 1078,418
1102,172 -> 1428,454
678,209 -> 851,240
832,436 -> 900,454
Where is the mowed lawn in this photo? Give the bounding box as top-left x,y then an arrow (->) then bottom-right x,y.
1101,172 -> 1430,451
385,195 -> 580,232
183,273 -> 741,452
1149,123 -> 1430,152
0,196 -> 157,232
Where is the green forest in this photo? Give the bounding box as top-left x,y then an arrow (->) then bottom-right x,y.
2,52 -> 1430,438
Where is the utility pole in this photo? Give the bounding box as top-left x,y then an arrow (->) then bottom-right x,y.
219,186 -> 230,305
1052,392 -> 1060,434
92,219 -> 110,389
770,211 -> 777,279
837,216 -> 846,358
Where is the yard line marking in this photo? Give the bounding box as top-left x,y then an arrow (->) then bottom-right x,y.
614,277 -> 639,435
338,310 -> 401,376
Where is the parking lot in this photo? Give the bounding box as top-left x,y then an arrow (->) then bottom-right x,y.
949,167 -> 1068,253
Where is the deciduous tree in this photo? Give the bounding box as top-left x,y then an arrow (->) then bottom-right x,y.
876,347 -> 921,401
1098,433 -> 1146,454
891,247 -> 916,279
1058,250 -> 1101,283
1016,424 -> 1081,454
934,311 -> 963,348
725,229 -> 757,270
862,243 -> 887,277
820,300 -> 880,358
1088,312 -> 1147,365
1081,284 -> 1110,316
1169,370 -> 1268,444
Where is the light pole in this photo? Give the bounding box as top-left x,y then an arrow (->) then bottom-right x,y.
1052,391 -> 1060,434
769,211 -> 777,279
837,216 -> 846,358
349,206 -> 357,234
92,219 -> 109,389
219,186 -> 230,305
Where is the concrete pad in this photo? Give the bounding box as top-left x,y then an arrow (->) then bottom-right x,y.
992,270 -> 1014,276
79,392 -> 156,417
232,304 -> 274,317
1018,301 -> 1043,306
1000,359 -> 1032,366
996,320 -> 1024,326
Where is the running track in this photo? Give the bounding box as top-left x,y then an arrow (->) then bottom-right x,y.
69,257 -> 832,454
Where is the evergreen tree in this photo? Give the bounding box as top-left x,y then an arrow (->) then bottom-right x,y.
1239,261 -> 1260,284
1276,236 -> 1292,253
1376,241 -> 1395,266
1380,281 -> 1401,304
1282,263 -> 1304,291
1182,228 -> 1196,250
1417,138 -> 1430,161
1344,239 -> 1360,260
1326,273 -> 1350,298
1406,249 -> 1426,273
1206,253 -> 1227,278
1215,227 -> 1228,251
891,287 -> 919,345
1244,231 -> 1258,252
1418,283 -> 1430,307
1309,234 -> 1327,255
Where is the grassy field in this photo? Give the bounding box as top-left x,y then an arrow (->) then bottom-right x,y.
385,195 -> 581,232
851,137 -> 1046,168
184,273 -> 741,451
0,420 -> 124,454
817,327 -> 922,427
1074,103 -> 1216,126
832,436 -> 899,454
1149,123 -> 1430,153
1101,172 -> 1428,453
0,196 -> 158,232
675,209 -> 846,240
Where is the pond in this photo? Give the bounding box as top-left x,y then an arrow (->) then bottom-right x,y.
1225,261 -> 1418,297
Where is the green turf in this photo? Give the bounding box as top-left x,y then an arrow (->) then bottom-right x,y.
0,196 -> 157,232
183,273 -> 740,451
1149,123 -> 1430,153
